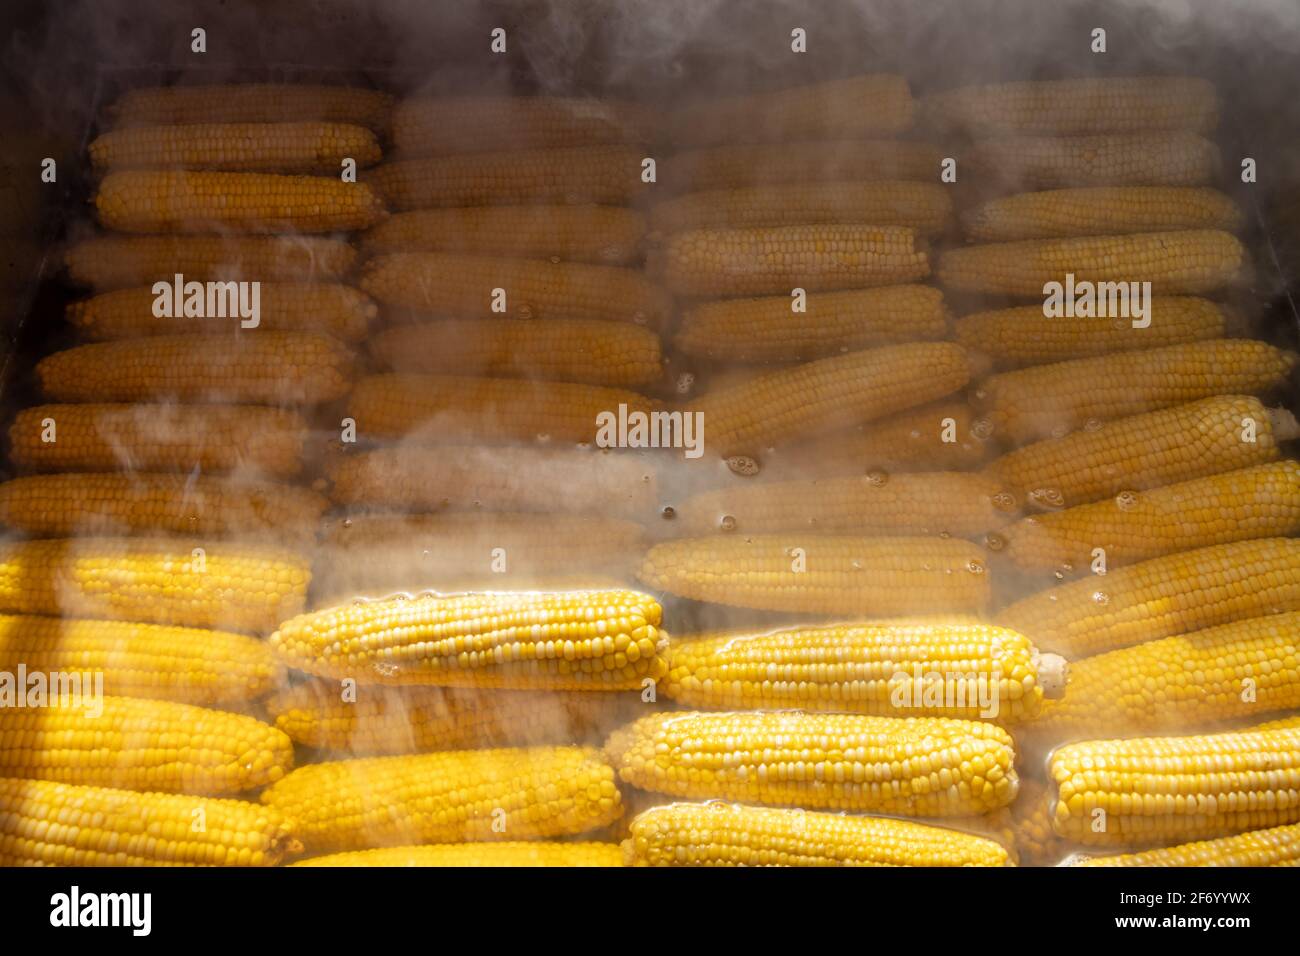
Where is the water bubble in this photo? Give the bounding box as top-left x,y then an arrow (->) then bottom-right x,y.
342,518 -> 353,529
1083,418 -> 1104,432
1092,590 -> 1110,606
719,514 -> 737,532
660,506 -> 676,520
865,469 -> 889,487
990,491 -> 1017,512
1047,594 -> 1058,603
633,312 -> 649,325
1028,487 -> 1065,510
600,245 -> 623,262
726,455 -> 760,477
985,533 -> 1006,552
536,433 -> 552,443
938,530 -> 951,539
1049,424 -> 1069,439
518,305 -> 535,320
1053,570 -> 1065,580
1115,490 -> 1140,511
549,256 -> 561,264
971,417 -> 996,440
675,373 -> 696,395
850,559 -> 864,571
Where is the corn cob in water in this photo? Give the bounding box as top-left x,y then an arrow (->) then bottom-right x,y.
962,187 -> 1242,242
89,121 -> 383,173
295,842 -> 623,867
968,133 -> 1219,188
1070,823 -> 1300,867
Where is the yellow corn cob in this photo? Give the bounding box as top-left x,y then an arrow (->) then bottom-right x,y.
361,205 -> 646,263
963,187 -> 1243,242
607,710 -> 1017,816
0,778 -> 299,866
0,614 -> 280,706
1071,822 -> 1300,867
662,620 -> 1063,723
369,318 -> 663,387
8,403 -> 308,478
975,340 -> 1296,443
64,235 -> 357,290
89,121 -> 382,173
639,534 -> 991,615
260,746 -> 622,850
674,285 -> 949,363
651,181 -> 952,235
969,133 -> 1219,188
0,537 -> 310,633
295,841 -> 623,867
670,74 -> 913,146
1048,725 -> 1300,845
1006,777 -> 1066,867
624,801 -> 1010,867
110,84 -> 393,130
669,140 -> 944,191
0,695 -> 292,795
369,147 -> 646,210
37,332 -> 353,404
67,282 -> 376,343
96,170 -> 387,234
692,342 -> 971,456
1001,460 -> 1300,572
664,224 -> 930,297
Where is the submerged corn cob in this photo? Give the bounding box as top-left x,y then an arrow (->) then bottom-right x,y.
110,84 -> 393,130
969,133 -> 1219,188
639,534 -> 991,615
624,801 -> 1010,867
260,747 -> 622,850
89,121 -> 382,173
1071,823 -> 1300,867
669,139 -> 944,191
296,842 -> 622,867
963,187 -> 1243,242
1006,777 -> 1065,866
0,778 -> 298,866
607,711 -> 1017,816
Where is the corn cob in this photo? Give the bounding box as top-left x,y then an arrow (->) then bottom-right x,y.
89,121 -> 382,173
1006,776 -> 1066,867
64,235 -> 357,290
674,285 -> 949,363
96,170 -> 387,234
1001,460 -> 1300,572
0,778 -> 298,866
369,147 -> 646,210
969,133 -> 1219,188
260,746 -> 622,850
1071,822 -> 1300,867
1048,725 -> 1300,845
362,251 -> 669,326
0,614 -> 280,706
639,534 -> 991,615
369,318 -> 663,387
361,205 -> 645,263
295,842 -> 623,867
8,403 -> 308,478
0,537 -> 309,633
607,710 -> 1017,816
37,332 -> 353,405
963,187 -> 1243,242
110,84 -> 393,130
975,340 -> 1296,443
669,139 -> 944,191
664,224 -> 930,297
624,801 -> 1010,867
67,282 -> 376,343
0,695 -> 292,795
651,182 -> 952,236
955,296 -> 1227,368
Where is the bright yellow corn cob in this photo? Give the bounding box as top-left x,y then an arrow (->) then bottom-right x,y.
975,340 -> 1296,443
369,318 -> 663,387
89,121 -> 383,173
1071,822 -> 1300,867
1048,725 -> 1300,845
37,332 -> 352,404
361,205 -> 646,264
0,695 -> 293,795
664,224 -> 930,297
295,841 -> 623,867
96,170 -> 387,234
1005,777 -> 1066,866
0,537 -> 310,633
260,746 -> 622,850
624,801 -> 1011,867
639,534 -> 991,615
0,778 -> 299,866
963,187 -> 1243,242
67,282 -> 376,343
1001,460 -> 1300,572
8,403 -> 308,477
0,614 -> 280,705
607,710 -> 1017,816
674,285 -> 949,363
669,139 -> 944,191
110,84 -> 393,130
969,133 -> 1219,188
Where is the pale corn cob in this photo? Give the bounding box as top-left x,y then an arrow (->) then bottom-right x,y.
963,187 -> 1243,242
669,140 -> 944,191
37,332 -> 353,405
0,537 -> 310,633
369,318 -> 663,387
1006,777 -> 1066,867
96,170 -> 387,234
0,695 -> 293,795
1072,823 -> 1300,867
0,778 -> 298,866
0,614 -> 281,705
975,340 -> 1296,443
969,133 -> 1219,188
295,842 -> 623,867
361,252 -> 671,325
8,403 -> 308,478
361,205 -> 645,264
260,747 -> 622,850
1000,460 -> 1300,572
89,121 -> 382,173
954,296 -> 1226,367
606,710 -> 1017,816
638,534 -> 991,615
624,801 -> 1011,867
68,283 -> 376,343
674,285 -> 949,363
664,224 -> 930,297
110,84 -> 393,130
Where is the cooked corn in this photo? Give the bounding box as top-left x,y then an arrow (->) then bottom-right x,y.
1006,777 -> 1066,867
1071,823 -> 1300,867
668,139 -> 944,191
969,133 -> 1219,188
110,84 -> 393,130
295,842 -> 623,867
963,187 -> 1243,242
89,121 -> 382,173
